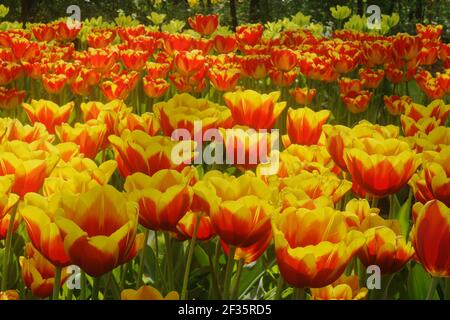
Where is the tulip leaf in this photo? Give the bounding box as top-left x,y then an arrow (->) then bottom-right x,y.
194,245 -> 209,268
407,263 -> 439,300
397,192 -> 413,239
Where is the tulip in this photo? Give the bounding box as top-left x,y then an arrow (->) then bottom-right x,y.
0,290 -> 19,300
22,99 -> 74,134
360,68 -> 384,89
19,243 -> 69,299
273,206 -> 365,288
55,185 -> 143,277
117,112 -> 160,136
208,66 -> 241,92
109,130 -> 195,177
56,121 -> 107,159
125,170 -> 193,231
153,93 -> 232,136
281,171 -> 351,204
145,62 -> 171,79
121,286 -> 179,300
310,275 -> 368,300
188,14 -> 219,36
285,107 -> 330,146
338,77 -> 363,95
0,87 -> 26,110
240,55 -> 271,80
221,235 -> 272,265
143,76 -> 170,99
19,193 -> 71,266
236,24 -> 264,46
410,200 -> 450,277
344,138 -> 420,197
42,73 -> 67,95
271,48 -> 297,72
223,90 -> 286,130
358,215 -> 415,274
384,95 -> 412,116
0,140 -> 59,197
423,146 -> 450,206
120,49 -> 149,71
290,87 -> 317,106
213,34 -> 237,54
341,90 -> 373,114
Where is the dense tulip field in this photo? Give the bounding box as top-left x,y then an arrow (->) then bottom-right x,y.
0,2 -> 449,301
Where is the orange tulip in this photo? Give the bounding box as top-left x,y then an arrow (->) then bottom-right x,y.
211,195 -> 272,249
360,68 -> 384,89
120,49 -> 149,71
55,185 -> 143,277
358,215 -> 415,274
121,286 -> 179,300
109,130 -> 195,177
56,121 -> 107,159
423,147 -> 450,206
384,95 -> 412,116
208,66 -> 241,92
19,193 -> 71,266
22,99 -> 74,134
341,90 -> 373,114
117,112 -> 160,136
310,275 -> 368,300
285,107 -> 330,146
271,48 -> 297,72
221,235 -> 271,264
0,87 -> 26,110
42,73 -> 67,95
410,200 -> 450,277
0,140 -> 59,197
236,24 -> 264,46
213,34 -> 237,54
223,90 -> 286,130
174,50 -> 205,76
188,14 -> 219,36
290,87 -> 317,106
20,243 -> 69,298
240,55 -> 271,80
273,207 -> 364,288
344,138 -> 420,197
143,76 -> 170,99
0,290 -> 19,300
124,170 -> 193,232
338,77 -> 363,95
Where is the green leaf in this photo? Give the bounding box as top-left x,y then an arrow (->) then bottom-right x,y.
407,263 -> 439,300
194,245 -> 209,268
397,192 -> 413,239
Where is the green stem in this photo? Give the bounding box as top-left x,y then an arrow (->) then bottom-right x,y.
1,204 -> 18,290
92,276 -> 101,300
164,232 -> 174,291
275,275 -> 284,300
66,288 -> 73,301
207,241 -> 221,300
293,287 -> 305,300
381,274 -> 395,300
426,277 -> 439,300
223,246 -> 236,300
80,270 -> 87,300
136,229 -> 150,288
230,259 -> 245,300
181,214 -> 201,300
388,194 -> 396,219
52,266 -> 62,300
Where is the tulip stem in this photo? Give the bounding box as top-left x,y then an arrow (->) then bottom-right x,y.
1,203 -> 18,291
275,275 -> 284,300
293,287 -> 305,300
137,228 -> 150,288
426,277 -> 439,300
223,246 -> 236,300
388,194 -> 396,219
381,273 -> 395,300
230,259 -> 245,300
80,270 -> 87,300
181,214 -> 201,300
52,266 -> 62,300
92,276 -> 101,300
164,232 -> 175,291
